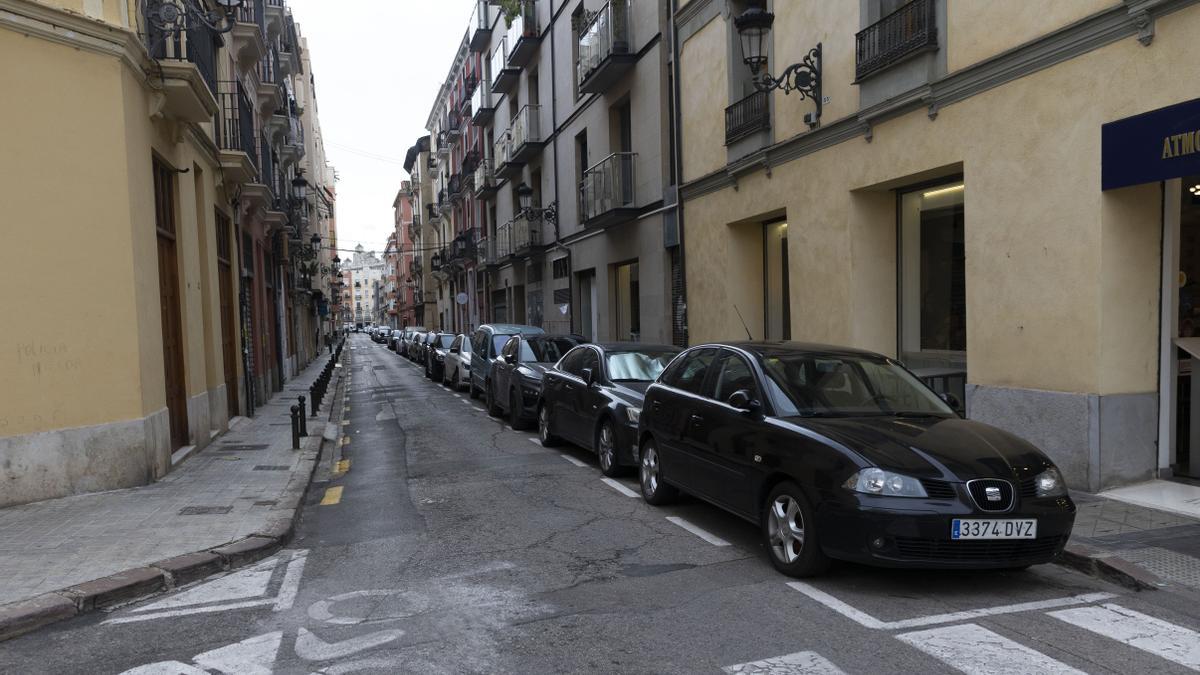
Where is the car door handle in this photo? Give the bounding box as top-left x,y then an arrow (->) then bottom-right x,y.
651,401 -> 662,412
689,414 -> 704,424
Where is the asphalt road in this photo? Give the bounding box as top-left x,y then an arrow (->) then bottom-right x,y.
4,333 -> 1200,674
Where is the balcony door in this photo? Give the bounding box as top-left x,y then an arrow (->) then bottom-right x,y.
154,159 -> 189,450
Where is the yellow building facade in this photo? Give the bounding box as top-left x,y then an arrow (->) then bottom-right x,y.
675,0 -> 1200,492
0,0 -> 333,507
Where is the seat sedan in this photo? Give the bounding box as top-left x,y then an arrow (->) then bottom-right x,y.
539,343 -> 680,477
488,335 -> 584,430
425,333 -> 456,381
443,334 -> 473,390
638,342 -> 1076,578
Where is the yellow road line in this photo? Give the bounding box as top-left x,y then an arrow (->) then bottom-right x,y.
334,459 -> 350,475
340,436 -> 350,446
320,486 -> 343,506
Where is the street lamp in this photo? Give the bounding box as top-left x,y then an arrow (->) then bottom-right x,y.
516,182 -> 534,212
310,233 -> 321,248
292,172 -> 309,201
141,0 -> 245,36
734,7 -> 822,127
515,182 -> 557,225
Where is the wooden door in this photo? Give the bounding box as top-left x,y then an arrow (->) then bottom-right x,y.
154,160 -> 189,450
216,213 -> 239,419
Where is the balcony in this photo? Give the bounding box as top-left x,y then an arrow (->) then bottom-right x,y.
265,0 -> 285,35
242,134 -> 277,211
725,90 -> 770,145
445,110 -> 463,139
510,214 -> 543,255
505,0 -> 540,68
449,234 -> 477,265
855,0 -> 938,81
216,80 -> 259,184
280,114 -> 304,165
580,152 -> 638,229
493,132 -> 512,177
490,36 -> 519,95
494,223 -> 513,262
577,0 -> 634,95
507,104 -> 543,166
143,24 -> 218,123
471,80 -> 495,126
448,173 -> 463,203
231,0 -> 267,71
427,203 -> 442,224
436,131 -> 451,157
474,156 -> 498,197
257,47 -> 284,113
469,0 -> 493,53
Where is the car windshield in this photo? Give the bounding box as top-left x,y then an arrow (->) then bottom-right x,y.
606,350 -> 678,382
760,353 -> 954,418
519,337 -> 581,363
436,335 -> 454,348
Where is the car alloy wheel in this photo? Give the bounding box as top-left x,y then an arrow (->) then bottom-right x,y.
762,482 -> 830,577
538,405 -> 558,447
597,421 -> 622,478
639,439 -> 677,505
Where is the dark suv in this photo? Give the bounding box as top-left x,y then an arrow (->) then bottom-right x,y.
468,324 -> 545,401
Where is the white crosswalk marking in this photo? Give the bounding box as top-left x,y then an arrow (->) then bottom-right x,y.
723,650 -> 846,674
896,623 -> 1086,675
1048,603 -> 1200,670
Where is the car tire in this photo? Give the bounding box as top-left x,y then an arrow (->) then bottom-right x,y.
510,390 -> 529,430
597,419 -> 625,478
469,379 -> 480,399
762,481 -> 831,578
537,404 -> 559,447
639,438 -> 678,505
486,381 -> 502,417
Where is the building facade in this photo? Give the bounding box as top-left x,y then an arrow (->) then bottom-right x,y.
674,0 -> 1200,492
0,0 -> 334,507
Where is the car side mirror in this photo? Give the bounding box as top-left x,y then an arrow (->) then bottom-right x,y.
939,392 -> 961,410
504,354 -> 516,364
581,368 -> 597,386
728,389 -> 760,413
451,346 -> 460,354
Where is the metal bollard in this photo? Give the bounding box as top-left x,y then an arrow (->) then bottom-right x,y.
290,405 -> 300,449
298,396 -> 308,436
310,386 -> 318,416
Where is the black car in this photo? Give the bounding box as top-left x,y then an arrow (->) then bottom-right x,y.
488,335 -> 585,430
539,343 -> 680,477
425,333 -> 456,381
638,342 -> 1075,578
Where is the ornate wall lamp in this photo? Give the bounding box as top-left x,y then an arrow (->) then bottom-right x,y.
734,7 -> 822,128
142,0 -> 244,36
516,183 -> 557,225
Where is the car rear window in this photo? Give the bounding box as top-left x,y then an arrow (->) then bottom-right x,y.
606,350 -> 679,382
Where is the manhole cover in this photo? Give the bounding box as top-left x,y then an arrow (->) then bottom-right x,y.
178,506 -> 233,516
218,444 -> 269,451
254,465 -> 291,471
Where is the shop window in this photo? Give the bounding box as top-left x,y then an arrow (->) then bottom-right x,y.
613,260 -> 640,341
898,180 -> 966,397
764,221 -> 790,340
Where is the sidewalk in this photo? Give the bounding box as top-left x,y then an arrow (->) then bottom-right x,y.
1064,484 -> 1200,592
0,350 -> 345,640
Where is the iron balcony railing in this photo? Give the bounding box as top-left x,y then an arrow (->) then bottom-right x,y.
436,131 -> 450,157
427,203 -> 442,223
725,90 -> 770,144
258,133 -> 276,193
236,0 -> 263,25
446,110 -> 462,137
493,131 -> 512,171
448,173 -> 463,201
474,155 -> 494,191
576,0 -> 631,88
260,44 -> 280,84
510,104 -> 541,152
855,0 -> 937,81
471,0 -> 492,31
463,149 -> 482,174
266,0 -> 282,6
216,80 -> 258,166
144,20 -> 219,95
471,80 -> 492,117
512,214 -> 541,252
490,36 -> 509,88
494,223 -> 513,260
580,152 -> 636,223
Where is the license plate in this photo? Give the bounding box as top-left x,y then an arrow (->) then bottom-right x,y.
951,519 -> 1037,540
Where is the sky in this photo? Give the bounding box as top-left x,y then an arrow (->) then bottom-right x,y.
287,0 -> 474,257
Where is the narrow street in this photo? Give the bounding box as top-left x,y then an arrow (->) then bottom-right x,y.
3,334 -> 1199,674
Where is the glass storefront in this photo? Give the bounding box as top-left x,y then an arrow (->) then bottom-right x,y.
898,180 -> 966,406
1171,176 -> 1200,478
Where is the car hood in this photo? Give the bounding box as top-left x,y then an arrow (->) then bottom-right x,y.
612,381 -> 651,403
781,416 -> 1054,481
517,364 -> 551,380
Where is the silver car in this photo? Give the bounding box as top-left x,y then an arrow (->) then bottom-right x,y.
442,334 -> 473,390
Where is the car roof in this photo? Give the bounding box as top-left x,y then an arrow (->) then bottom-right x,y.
480,323 -> 545,335
699,340 -> 887,360
591,342 -> 680,352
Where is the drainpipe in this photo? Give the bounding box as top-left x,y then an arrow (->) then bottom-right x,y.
669,0 -> 689,347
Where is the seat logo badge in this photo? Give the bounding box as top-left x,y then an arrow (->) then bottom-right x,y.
985,486 -> 1002,502
753,454 -> 762,463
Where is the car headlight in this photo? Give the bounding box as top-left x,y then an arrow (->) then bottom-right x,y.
843,468 -> 928,498
625,407 -> 641,424
1032,467 -> 1067,497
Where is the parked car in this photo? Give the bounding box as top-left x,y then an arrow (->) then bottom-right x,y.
390,329 -> 404,352
488,335 -> 584,430
468,324 -> 545,401
400,327 -> 426,357
413,331 -> 435,364
637,341 -> 1076,578
425,333 -> 456,381
443,334 -> 473,390
539,343 -> 680,476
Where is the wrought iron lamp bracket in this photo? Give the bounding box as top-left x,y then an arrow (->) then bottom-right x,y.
754,43 -> 822,127
141,0 -> 243,37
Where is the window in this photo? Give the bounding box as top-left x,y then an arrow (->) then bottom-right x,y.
714,354 -> 757,403
559,346 -> 588,376
614,260 -> 640,341
899,180 -> 966,378
662,348 -> 717,395
606,350 -> 677,382
552,257 -> 570,279
520,336 -> 581,363
579,348 -> 600,378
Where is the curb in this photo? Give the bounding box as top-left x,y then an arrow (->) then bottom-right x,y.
1055,543 -> 1164,591
0,351 -> 348,643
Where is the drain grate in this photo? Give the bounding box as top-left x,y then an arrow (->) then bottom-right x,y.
178,506 -> 233,516
254,465 -> 291,471
1117,547 -> 1200,589
218,444 -> 269,452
